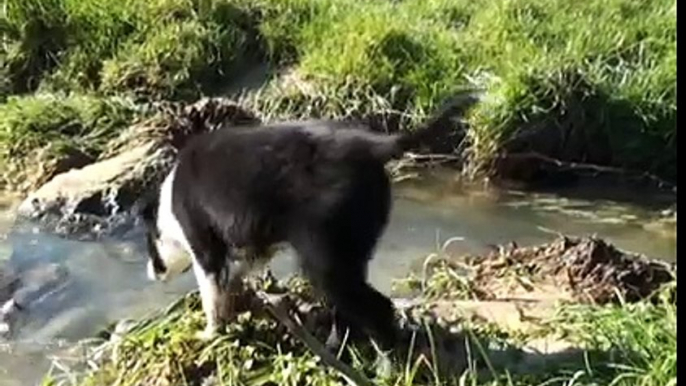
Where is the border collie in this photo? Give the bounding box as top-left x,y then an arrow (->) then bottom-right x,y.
138,92 -> 480,352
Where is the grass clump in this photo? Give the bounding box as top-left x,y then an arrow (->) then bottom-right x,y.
1,0 -> 261,99
248,0 -> 676,180
473,0 -> 676,179
245,0 -> 469,128
0,93 -> 141,191
543,284 -> 677,386
53,297 -> 336,385
0,93 -> 138,160
98,0 -> 260,100
2,0 -> 140,94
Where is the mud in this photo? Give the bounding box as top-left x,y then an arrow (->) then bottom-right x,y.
465,236 -> 675,305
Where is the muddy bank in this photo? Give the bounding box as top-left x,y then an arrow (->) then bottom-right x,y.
468,236 -> 675,304
42,235 -> 675,385
390,235 -> 676,346
398,235 -> 676,305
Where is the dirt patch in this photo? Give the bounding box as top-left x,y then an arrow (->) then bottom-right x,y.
465,236 -> 675,305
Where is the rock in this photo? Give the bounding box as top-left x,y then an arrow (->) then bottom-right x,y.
0,299 -> 20,338
110,319 -> 139,344
14,97 -> 260,239
0,266 -> 18,304
1,144 -> 96,195
0,262 -> 71,339
11,263 -> 69,307
16,142 -> 176,239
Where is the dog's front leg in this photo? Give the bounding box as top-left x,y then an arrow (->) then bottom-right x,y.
192,260 -> 232,341
192,257 -> 255,341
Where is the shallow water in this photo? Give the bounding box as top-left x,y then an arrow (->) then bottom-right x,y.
0,171 -> 676,385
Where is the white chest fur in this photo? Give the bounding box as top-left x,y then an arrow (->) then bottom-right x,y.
147,166 -> 195,281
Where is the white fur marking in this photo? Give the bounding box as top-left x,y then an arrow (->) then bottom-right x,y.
151,166 -> 194,281
193,260 -> 222,340
146,260 -> 157,281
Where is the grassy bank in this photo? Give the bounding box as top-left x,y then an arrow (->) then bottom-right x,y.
1,0 -> 677,187
41,238 -> 676,386
44,289 -> 678,386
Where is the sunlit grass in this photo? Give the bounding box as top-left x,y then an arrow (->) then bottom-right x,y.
1,0 -> 676,184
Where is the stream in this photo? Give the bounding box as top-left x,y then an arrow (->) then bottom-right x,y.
0,169 -> 676,386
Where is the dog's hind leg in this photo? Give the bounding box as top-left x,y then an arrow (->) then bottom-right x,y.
291,234 -> 399,353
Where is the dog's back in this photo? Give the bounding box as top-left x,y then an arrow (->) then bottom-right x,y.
173,121 -> 396,249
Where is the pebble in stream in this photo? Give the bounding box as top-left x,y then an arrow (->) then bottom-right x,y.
0,262 -> 71,339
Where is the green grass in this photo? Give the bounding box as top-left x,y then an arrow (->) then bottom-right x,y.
0,93 -> 139,160
0,92 -> 142,191
0,0 -> 677,186
541,284 -> 677,386
40,273 -> 676,386
244,0 -> 676,180
1,0 -> 262,98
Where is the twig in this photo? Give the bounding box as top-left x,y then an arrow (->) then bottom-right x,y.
388,152 -> 461,183
254,290 -> 376,386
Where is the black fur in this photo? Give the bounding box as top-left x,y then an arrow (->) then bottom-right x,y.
140,91 -> 481,351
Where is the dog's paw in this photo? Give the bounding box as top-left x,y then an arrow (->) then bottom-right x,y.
194,328 -> 218,341
374,353 -> 394,380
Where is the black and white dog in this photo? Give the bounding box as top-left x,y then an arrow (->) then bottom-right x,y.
138,92 -> 480,352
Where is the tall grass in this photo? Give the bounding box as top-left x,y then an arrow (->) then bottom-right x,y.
543,283 -> 677,386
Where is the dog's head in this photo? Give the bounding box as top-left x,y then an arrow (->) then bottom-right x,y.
137,190 -> 192,282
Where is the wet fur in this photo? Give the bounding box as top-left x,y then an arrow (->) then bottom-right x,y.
139,92 -> 481,349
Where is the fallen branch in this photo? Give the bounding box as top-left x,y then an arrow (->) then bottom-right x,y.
499,152 -> 676,193
254,290 -> 376,386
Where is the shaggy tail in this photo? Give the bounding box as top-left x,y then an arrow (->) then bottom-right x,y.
372,89 -> 484,160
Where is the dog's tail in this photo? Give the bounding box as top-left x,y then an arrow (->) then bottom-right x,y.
371,89 -> 484,161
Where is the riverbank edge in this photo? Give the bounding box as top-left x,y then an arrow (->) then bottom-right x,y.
9,96 -> 677,242
39,235 -> 677,386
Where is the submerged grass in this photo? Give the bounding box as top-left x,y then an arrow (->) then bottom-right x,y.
1,0 -> 677,185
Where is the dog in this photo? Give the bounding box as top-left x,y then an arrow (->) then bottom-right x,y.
138,91 -> 481,353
